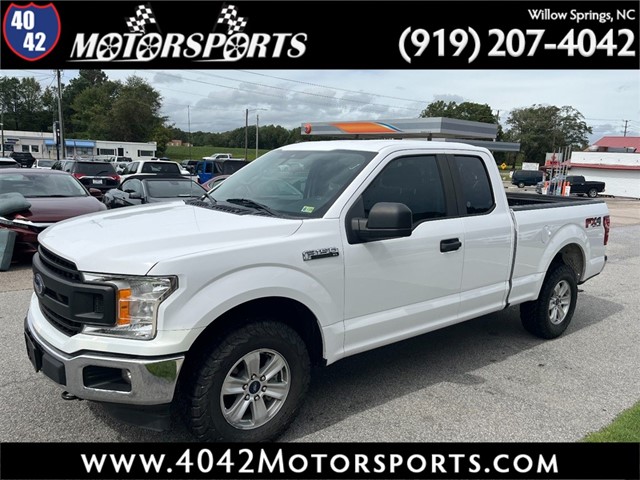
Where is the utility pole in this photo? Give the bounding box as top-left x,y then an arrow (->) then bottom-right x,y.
244,108 -> 248,161
1,102 -> 4,157
623,119 -> 629,137
255,112 -> 259,159
56,70 -> 65,159
188,105 -> 192,160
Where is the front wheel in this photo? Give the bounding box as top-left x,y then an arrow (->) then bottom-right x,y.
587,188 -> 598,198
186,321 -> 310,442
520,264 -> 577,339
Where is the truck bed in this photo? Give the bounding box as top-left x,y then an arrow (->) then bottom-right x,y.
506,192 -> 605,211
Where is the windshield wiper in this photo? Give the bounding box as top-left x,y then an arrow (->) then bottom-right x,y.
225,198 -> 279,217
199,190 -> 217,204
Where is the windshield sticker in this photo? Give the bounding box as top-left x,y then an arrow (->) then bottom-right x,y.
301,206 -> 315,213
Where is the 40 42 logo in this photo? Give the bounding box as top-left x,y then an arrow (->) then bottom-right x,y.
2,2 -> 61,61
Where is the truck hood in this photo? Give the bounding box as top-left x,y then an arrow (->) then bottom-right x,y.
38,202 -> 303,275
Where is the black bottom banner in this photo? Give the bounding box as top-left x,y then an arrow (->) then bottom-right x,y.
0,442 -> 638,479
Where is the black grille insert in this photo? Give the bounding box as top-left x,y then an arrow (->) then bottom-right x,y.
41,304 -> 83,336
39,247 -> 81,282
34,249 -> 116,337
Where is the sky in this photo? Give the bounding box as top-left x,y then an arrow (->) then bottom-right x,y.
3,68 -> 640,144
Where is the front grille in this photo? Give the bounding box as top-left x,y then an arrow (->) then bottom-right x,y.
41,304 -> 83,336
44,287 -> 69,305
39,246 -> 81,282
34,247 -> 116,337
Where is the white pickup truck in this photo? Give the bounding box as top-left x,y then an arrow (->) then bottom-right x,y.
24,140 -> 609,442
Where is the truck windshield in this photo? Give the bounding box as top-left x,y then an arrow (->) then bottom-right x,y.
209,149 -> 376,218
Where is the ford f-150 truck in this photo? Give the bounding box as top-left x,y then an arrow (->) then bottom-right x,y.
24,140 -> 609,442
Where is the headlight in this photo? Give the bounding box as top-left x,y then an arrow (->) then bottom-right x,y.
82,274 -> 177,340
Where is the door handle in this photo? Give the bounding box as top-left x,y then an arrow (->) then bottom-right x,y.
440,238 -> 462,252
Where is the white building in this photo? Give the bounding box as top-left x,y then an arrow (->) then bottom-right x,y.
1,129 -> 157,161
570,136 -> 640,199
570,152 -> 640,199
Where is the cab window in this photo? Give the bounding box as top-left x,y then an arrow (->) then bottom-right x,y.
453,156 -> 494,215
361,155 -> 446,225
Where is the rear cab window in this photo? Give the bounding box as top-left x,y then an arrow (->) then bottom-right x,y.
452,155 -> 495,215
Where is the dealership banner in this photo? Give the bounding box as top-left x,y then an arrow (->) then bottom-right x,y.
1,442 -> 639,479
0,1 -> 638,69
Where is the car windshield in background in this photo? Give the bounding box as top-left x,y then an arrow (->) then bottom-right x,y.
141,162 -> 180,174
210,149 -> 376,218
0,172 -> 89,197
77,162 -> 116,175
147,179 -> 204,198
0,158 -> 19,168
37,160 -> 55,168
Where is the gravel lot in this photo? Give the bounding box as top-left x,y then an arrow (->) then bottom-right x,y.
0,194 -> 638,443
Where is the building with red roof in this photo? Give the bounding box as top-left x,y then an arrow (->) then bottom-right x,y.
570,136 -> 640,198
592,136 -> 640,152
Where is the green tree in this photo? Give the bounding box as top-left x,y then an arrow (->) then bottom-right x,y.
61,70 -> 108,136
420,100 -> 502,140
40,87 -> 58,125
107,76 -> 165,142
151,125 -> 172,156
71,80 -> 120,139
0,77 -> 24,130
505,105 -> 592,164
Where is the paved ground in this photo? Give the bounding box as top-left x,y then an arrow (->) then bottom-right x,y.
0,195 -> 638,443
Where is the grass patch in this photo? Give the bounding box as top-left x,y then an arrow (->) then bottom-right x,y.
583,400 -> 640,442
165,145 -> 269,162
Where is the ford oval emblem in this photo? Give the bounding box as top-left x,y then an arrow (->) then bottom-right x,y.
33,273 -> 45,296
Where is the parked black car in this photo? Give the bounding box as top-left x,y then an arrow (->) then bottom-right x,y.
536,175 -> 606,198
511,169 -> 544,188
9,151 -> 36,168
51,160 -> 120,194
103,174 -> 207,209
181,159 -> 199,174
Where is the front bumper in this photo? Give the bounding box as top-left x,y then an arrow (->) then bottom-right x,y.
24,316 -> 185,406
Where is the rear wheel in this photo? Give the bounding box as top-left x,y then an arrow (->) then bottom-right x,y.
587,188 -> 598,198
186,320 -> 310,442
520,264 -> 577,339
518,182 -> 525,188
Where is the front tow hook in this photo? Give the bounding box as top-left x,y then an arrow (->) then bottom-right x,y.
61,391 -> 82,401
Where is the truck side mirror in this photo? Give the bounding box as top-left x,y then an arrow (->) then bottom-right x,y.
351,202 -> 413,242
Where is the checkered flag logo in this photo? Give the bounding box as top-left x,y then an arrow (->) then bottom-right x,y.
126,4 -> 157,34
216,4 -> 248,35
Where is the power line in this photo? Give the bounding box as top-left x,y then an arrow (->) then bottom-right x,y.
235,70 -> 429,105
149,70 -> 421,112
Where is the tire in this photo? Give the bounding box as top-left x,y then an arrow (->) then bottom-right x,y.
186,321 -> 310,442
520,264 -> 577,339
587,188 -> 598,198
518,182 -> 525,188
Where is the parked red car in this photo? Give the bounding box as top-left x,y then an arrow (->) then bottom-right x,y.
201,174 -> 230,191
0,168 -> 106,258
